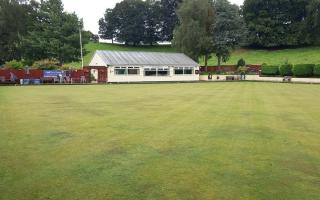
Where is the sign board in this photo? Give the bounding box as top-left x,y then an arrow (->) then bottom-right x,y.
43,70 -> 65,78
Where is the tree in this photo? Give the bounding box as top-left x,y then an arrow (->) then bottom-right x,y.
22,0 -> 89,65
243,0 -> 309,48
111,0 -> 148,45
89,33 -> 100,43
99,0 -> 182,45
212,0 -> 246,67
173,0 -> 215,67
237,58 -> 246,67
99,8 -> 117,44
144,0 -> 161,45
158,0 -> 182,41
0,0 -> 35,64
306,0 -> 320,45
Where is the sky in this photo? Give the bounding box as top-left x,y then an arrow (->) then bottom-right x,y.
62,0 -> 244,34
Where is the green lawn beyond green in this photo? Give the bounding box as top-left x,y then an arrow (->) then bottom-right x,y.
0,83 -> 320,200
67,42 -> 320,68
66,42 -> 176,68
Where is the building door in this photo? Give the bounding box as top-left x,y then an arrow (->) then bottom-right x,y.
98,68 -> 107,83
91,69 -> 98,83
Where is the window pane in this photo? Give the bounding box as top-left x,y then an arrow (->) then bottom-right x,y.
115,69 -> 127,75
158,70 -> 169,76
184,69 -> 193,74
128,69 -> 139,75
174,69 -> 184,75
145,70 -> 157,76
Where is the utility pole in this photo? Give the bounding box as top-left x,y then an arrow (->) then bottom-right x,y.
79,23 -> 84,69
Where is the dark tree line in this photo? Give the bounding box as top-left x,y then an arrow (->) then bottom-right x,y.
99,0 -> 182,45
99,0 -> 320,50
2,0 -> 320,67
243,0 -> 320,48
0,0 -> 32,64
0,0 -> 89,65
170,0 -> 320,66
173,0 -> 246,67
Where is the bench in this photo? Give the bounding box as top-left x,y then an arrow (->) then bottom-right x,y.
283,76 -> 292,82
226,76 -> 236,81
0,76 -> 19,84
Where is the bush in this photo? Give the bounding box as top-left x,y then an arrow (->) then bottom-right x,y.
237,58 -> 246,67
32,59 -> 60,70
279,64 -> 293,76
292,64 -> 314,77
261,64 -> 279,76
314,65 -> 320,76
238,66 -> 248,74
4,60 -> 24,69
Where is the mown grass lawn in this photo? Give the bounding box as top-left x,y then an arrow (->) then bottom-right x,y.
0,83 -> 319,200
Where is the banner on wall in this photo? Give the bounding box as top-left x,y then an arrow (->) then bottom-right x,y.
43,70 -> 65,78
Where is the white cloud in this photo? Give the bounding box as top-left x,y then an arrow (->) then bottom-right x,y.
62,0 -> 122,34
62,0 -> 244,34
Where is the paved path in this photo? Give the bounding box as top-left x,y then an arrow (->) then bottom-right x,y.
200,75 -> 320,84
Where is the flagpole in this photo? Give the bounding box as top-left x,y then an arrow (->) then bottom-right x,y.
79,22 -> 84,69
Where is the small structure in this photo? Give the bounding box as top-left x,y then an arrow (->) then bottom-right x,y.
83,66 -> 108,83
89,51 -> 199,83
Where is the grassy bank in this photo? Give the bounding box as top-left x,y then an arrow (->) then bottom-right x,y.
66,42 -> 320,68
66,42 -> 176,68
204,46 -> 320,66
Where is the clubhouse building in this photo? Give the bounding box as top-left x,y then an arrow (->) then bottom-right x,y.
89,50 -> 199,83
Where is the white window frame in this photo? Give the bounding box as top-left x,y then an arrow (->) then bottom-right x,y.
114,66 -> 140,76
143,67 -> 170,76
157,67 -> 170,76
184,67 -> 194,75
127,67 -> 140,76
114,67 -> 127,75
144,67 -> 157,76
174,67 -> 194,75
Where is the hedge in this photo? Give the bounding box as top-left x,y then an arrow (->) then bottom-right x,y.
261,64 -> 279,76
279,64 -> 293,76
314,64 -> 320,76
292,64 -> 315,77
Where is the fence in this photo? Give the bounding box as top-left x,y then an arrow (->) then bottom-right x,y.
200,65 -> 262,74
0,67 -> 107,84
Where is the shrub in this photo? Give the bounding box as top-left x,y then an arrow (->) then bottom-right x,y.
279,64 -> 293,76
237,58 -> 246,67
292,64 -> 314,77
314,64 -> 320,76
238,66 -> 248,74
261,64 -> 279,76
4,60 -> 24,69
32,59 -> 60,70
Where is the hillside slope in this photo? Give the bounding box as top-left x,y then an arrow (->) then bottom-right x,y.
66,42 -> 320,68
66,43 -> 176,68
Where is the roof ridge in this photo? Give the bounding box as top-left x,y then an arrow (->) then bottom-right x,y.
94,50 -> 199,66
96,50 -> 184,54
